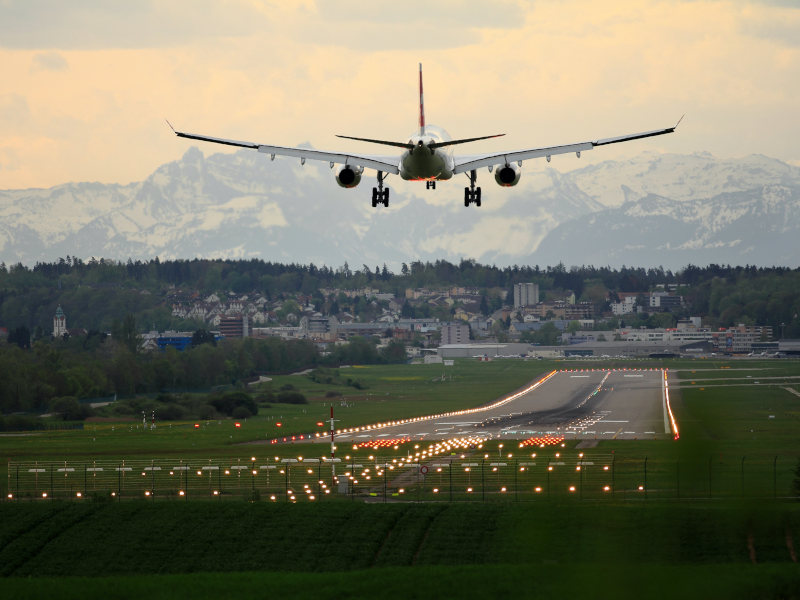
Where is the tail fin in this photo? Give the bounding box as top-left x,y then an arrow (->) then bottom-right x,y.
418,63 -> 425,136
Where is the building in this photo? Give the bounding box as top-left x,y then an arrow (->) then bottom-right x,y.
514,283 -> 539,309
649,292 -> 683,312
300,315 -> 338,341
156,333 -> 194,352
610,295 -> 639,316
441,322 -> 470,345
219,315 -> 249,338
53,305 -> 67,337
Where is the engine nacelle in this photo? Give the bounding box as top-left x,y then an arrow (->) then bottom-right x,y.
494,162 -> 521,187
335,165 -> 363,188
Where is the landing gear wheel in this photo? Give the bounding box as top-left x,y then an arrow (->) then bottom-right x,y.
371,171 -> 390,207
372,187 -> 389,207
463,170 -> 482,207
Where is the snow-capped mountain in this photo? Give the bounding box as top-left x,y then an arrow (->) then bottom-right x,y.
1,148 -> 798,269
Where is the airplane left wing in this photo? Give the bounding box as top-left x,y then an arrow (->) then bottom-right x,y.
169,125 -> 400,174
453,120 -> 681,174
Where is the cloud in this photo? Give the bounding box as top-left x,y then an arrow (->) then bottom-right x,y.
316,0 -> 524,28
31,51 -> 68,71
0,0 -> 270,49
0,93 -> 31,127
0,0 -> 525,52
740,9 -> 800,46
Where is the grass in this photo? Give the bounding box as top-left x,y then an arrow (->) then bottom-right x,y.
3,357 -> 800,598
4,563 -> 800,600
1,501 -> 799,598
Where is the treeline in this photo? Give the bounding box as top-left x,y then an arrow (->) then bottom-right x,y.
0,334 -> 406,418
1,258 -> 799,334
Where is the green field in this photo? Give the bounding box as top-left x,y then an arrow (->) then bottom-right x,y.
3,358 -> 800,598
2,501 -> 799,599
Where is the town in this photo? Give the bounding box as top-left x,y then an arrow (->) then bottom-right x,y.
36,280 -> 792,361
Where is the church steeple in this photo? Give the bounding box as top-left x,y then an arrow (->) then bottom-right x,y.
53,305 -> 67,338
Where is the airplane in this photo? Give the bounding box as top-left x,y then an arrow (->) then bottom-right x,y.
170,64 -> 681,208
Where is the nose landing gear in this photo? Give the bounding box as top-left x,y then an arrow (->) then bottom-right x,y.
464,170 -> 481,206
372,171 -> 390,207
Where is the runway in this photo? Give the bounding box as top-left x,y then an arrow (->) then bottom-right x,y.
331,368 -> 671,444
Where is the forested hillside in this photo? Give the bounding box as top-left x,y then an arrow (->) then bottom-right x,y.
2,258 -> 799,335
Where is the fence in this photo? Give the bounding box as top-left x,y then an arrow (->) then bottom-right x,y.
6,453 -> 799,503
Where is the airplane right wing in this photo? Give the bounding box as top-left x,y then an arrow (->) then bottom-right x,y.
453,119 -> 682,173
169,124 -> 401,174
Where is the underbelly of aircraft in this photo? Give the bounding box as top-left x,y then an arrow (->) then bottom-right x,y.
399,149 -> 453,181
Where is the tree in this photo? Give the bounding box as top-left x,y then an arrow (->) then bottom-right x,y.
8,326 -> 31,349
112,314 -> 140,354
191,328 -> 216,347
380,339 -> 407,364
479,295 -> 489,316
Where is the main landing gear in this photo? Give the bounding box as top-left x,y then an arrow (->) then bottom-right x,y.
372,171 -> 390,207
464,169 -> 481,206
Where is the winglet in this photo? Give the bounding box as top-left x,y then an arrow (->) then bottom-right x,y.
165,119 -> 176,133
674,114 -> 685,129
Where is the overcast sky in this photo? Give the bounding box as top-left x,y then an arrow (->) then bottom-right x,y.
1,0 -> 798,189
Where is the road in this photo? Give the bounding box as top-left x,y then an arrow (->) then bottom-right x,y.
331,368 -> 670,444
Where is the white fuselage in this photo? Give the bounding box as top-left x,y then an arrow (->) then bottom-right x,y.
398,125 -> 455,181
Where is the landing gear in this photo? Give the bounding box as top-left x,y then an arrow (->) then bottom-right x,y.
464,170 -> 481,206
372,171 -> 390,207
426,181 -> 436,190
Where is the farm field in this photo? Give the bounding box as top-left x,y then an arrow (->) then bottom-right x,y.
1,501 -> 799,599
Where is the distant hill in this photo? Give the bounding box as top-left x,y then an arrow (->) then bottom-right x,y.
1,148 -> 798,269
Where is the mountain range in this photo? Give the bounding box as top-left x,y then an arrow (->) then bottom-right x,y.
1,148 -> 798,270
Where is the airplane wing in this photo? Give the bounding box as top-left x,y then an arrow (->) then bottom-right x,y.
453,120 -> 681,174
169,125 -> 400,174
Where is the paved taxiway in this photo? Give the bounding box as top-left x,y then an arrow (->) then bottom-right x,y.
332,369 -> 669,444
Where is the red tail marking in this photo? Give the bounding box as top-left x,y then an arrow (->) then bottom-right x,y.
418,63 -> 425,134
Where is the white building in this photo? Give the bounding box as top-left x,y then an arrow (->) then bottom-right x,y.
441,322 -> 470,345
53,305 -> 67,337
514,283 -> 539,309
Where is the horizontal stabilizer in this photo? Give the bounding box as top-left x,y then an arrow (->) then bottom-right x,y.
336,135 -> 413,149
429,134 -> 505,149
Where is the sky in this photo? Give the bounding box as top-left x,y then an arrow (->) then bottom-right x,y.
1,0 -> 799,190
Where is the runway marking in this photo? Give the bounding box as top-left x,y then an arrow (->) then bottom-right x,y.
645,431 -> 656,434
662,371 -> 671,434
570,375 -> 590,378
599,420 -> 628,423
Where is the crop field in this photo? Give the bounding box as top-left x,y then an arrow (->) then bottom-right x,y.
2,357 -> 800,598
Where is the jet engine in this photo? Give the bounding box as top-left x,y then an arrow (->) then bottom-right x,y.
335,165 -> 363,188
494,163 -> 521,187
